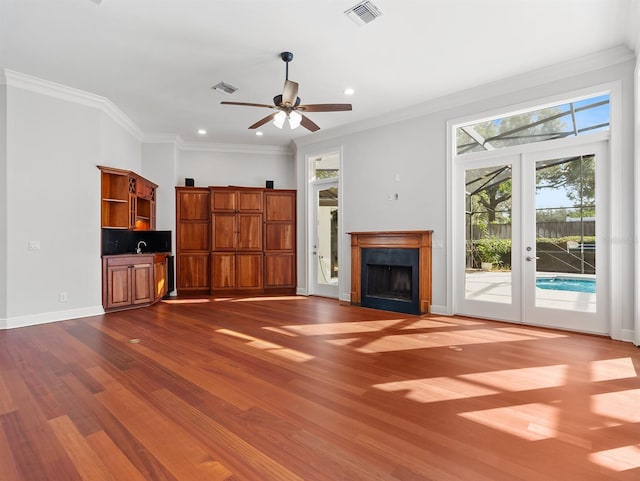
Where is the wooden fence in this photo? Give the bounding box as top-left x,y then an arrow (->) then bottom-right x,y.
471,221 -> 595,239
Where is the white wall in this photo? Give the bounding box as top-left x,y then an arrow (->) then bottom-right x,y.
2,81 -> 142,328
142,142 -> 179,294
142,142 -> 178,231
295,51 -> 636,340
178,148 -> 295,189
0,83 -> 7,320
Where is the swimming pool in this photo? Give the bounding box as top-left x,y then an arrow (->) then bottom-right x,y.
536,277 -> 596,293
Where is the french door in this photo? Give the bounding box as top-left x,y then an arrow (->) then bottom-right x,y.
310,180 -> 339,298
455,140 -> 608,334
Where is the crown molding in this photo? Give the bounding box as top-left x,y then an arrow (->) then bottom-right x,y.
2,69 -> 143,140
295,44 -> 636,148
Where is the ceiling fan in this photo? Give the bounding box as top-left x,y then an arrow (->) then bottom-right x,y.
220,52 -> 352,132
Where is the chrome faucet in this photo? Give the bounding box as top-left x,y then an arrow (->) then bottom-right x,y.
136,240 -> 147,254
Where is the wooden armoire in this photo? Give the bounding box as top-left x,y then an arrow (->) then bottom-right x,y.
175,186 -> 296,295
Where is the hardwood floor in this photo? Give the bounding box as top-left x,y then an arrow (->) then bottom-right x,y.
0,295 -> 638,481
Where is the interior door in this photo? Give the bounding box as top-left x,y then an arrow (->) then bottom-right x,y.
311,181 -> 339,298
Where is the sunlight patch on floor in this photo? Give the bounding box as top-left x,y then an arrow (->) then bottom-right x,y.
460,365 -> 568,392
374,365 -> 569,403
589,445 -> 640,471
589,357 -> 638,382
374,377 -> 498,403
282,318 -> 473,336
229,296 -> 306,302
460,403 -> 593,448
216,328 -> 314,362
355,328 -> 566,353
162,298 -> 211,304
590,389 -> 640,425
460,403 -> 561,442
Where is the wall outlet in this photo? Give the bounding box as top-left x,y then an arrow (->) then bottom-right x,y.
28,240 -> 41,251
58,292 -> 68,302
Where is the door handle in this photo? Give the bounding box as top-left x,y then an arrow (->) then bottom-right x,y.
526,256 -> 540,262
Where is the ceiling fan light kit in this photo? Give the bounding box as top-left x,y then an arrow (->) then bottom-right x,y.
220,51 -> 352,133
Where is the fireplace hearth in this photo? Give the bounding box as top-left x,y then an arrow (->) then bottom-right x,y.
349,231 -> 432,314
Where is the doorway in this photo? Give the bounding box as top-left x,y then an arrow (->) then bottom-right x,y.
309,151 -> 341,299
311,181 -> 339,298
455,140 -> 608,334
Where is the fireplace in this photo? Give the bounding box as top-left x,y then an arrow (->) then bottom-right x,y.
361,248 -> 420,314
349,231 -> 432,314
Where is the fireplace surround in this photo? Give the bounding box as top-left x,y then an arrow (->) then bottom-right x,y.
349,231 -> 432,314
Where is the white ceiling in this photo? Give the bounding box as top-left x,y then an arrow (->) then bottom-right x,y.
1,0 -> 638,147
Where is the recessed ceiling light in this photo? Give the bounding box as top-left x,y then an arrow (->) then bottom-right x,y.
197,129 -> 207,135
256,131 -> 264,136
344,88 -> 355,96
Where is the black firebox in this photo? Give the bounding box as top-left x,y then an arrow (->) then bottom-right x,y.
361,248 -> 420,314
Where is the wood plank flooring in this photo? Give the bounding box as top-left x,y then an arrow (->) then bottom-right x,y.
0,295 -> 638,480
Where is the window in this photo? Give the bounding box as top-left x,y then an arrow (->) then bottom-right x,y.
312,153 -> 339,180
456,94 -> 610,155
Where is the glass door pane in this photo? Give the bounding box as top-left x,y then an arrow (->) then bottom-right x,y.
464,164 -> 513,304
311,182 -> 339,298
534,154 -> 596,312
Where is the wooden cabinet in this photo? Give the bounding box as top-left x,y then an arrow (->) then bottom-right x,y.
210,188 -> 264,292
176,188 -> 210,292
99,166 -> 157,230
176,186 -> 296,295
103,255 -> 155,310
264,190 -> 296,289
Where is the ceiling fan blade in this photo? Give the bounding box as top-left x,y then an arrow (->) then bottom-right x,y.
220,101 -> 274,109
248,112 -> 278,129
282,80 -> 299,107
300,114 -> 321,132
298,103 -> 352,112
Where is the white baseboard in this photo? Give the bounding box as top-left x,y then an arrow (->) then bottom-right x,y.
0,306 -> 105,330
296,288 -> 308,296
617,328 -> 637,344
429,305 -> 449,316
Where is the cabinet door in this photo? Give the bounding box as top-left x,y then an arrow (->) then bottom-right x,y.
264,253 -> 295,288
179,222 -> 210,250
132,263 -> 153,305
237,214 -> 262,251
264,191 -> 295,222
177,253 -> 210,290
211,253 -> 236,289
211,213 -> 237,250
106,264 -> 132,309
237,190 -> 263,212
236,254 -> 263,289
264,223 -> 294,251
211,190 -> 237,212
179,191 -> 210,220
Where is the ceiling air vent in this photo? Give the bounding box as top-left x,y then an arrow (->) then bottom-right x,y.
345,0 -> 383,26
211,81 -> 238,94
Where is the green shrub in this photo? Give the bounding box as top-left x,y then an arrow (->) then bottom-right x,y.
472,237 -> 511,267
